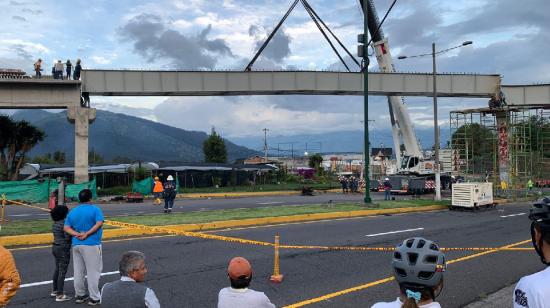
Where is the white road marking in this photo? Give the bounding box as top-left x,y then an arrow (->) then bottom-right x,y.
20,271 -> 119,288
500,213 -> 526,218
257,201 -> 283,205
366,228 -> 424,237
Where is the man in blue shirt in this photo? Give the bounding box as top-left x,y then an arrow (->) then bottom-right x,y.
64,189 -> 104,306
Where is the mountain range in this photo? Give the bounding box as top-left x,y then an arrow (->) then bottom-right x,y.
10,110 -> 259,163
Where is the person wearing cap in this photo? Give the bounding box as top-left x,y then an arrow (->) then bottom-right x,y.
162,175 -> 177,213
513,197 -> 550,308
0,245 -> 21,307
152,176 -> 164,205
101,251 -> 160,308
218,257 -> 275,308
372,237 -> 445,308
383,178 -> 392,201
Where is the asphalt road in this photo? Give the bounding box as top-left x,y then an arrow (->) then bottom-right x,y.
3,191 -> 432,221
7,202 -> 543,307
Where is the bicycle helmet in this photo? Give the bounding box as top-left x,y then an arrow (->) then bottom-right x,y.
529,198 -> 550,265
392,237 -> 446,288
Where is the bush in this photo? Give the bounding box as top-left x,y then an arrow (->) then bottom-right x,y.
97,185 -> 131,196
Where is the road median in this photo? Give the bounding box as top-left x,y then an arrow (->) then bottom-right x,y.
1,201 -> 448,247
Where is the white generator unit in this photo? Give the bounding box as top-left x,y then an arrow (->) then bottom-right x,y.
451,182 -> 494,208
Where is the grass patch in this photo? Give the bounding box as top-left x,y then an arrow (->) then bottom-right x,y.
111,199 -> 449,226
1,199 -> 449,236
179,183 -> 340,193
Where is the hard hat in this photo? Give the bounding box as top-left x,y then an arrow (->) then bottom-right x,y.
385,178 -> 389,181
154,176 -> 159,180
167,175 -> 174,181
392,237 -> 446,288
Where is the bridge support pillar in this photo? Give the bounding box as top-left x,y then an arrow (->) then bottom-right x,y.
67,106 -> 96,184
495,111 -> 510,186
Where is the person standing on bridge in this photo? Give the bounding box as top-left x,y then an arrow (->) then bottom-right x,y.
34,58 -> 42,78
55,60 -> 64,80
372,237 -> 446,308
73,59 -> 82,80
63,189 -> 104,306
218,257 -> 276,308
152,176 -> 164,205
50,205 -> 72,302
65,60 -> 72,80
513,198 -> 550,308
163,175 -> 177,213
101,251 -> 160,308
0,245 -> 21,307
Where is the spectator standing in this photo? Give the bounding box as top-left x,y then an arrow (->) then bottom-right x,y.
50,206 -> 72,302
218,257 -> 275,308
34,58 -> 43,78
163,175 -> 176,213
55,60 -> 64,80
73,59 -> 82,80
513,198 -> 550,308
340,176 -> 348,194
372,237 -> 446,308
65,60 -> 72,80
63,189 -> 104,306
383,178 -> 392,201
0,245 -> 21,307
101,251 -> 160,308
52,65 -> 57,79
152,176 -> 164,205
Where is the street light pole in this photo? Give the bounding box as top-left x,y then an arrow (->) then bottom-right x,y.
362,0 -> 371,204
432,42 -> 441,201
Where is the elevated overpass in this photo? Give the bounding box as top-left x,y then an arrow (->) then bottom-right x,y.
1,70 -> 549,183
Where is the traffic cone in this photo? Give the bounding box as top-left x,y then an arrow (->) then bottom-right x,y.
270,235 -> 284,283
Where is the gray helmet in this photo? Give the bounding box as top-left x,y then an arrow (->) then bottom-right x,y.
529,198 -> 550,265
392,237 -> 446,288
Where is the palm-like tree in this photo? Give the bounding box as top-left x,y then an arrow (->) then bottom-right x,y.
0,115 -> 16,180
10,121 -> 45,180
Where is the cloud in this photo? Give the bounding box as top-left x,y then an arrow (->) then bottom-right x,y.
21,8 -> 42,15
12,15 -> 27,22
118,13 -> 233,69
249,25 -> 292,63
12,44 -> 33,61
9,1 -> 26,5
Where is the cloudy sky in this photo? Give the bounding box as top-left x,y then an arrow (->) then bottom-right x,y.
1,0 -> 549,141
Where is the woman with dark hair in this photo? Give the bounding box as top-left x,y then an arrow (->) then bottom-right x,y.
50,206 -> 72,302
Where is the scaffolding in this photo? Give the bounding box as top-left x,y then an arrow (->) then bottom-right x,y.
450,107 -> 550,198
449,109 -> 497,181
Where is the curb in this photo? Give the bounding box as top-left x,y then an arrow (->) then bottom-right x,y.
178,188 -> 343,199
0,204 -> 447,247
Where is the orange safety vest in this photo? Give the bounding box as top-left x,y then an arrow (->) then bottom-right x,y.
153,180 -> 164,193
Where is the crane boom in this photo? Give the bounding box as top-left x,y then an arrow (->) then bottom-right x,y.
364,0 -> 436,175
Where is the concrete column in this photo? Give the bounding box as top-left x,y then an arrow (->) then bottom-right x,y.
495,111 -> 510,185
67,106 -> 96,184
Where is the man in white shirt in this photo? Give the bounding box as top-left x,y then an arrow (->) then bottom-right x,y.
514,198 -> 550,308
218,257 -> 276,308
101,251 -> 160,308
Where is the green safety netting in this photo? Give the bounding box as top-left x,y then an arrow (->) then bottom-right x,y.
132,178 -> 153,195
0,178 -> 97,203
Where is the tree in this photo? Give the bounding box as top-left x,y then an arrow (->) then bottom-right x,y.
89,150 -> 104,164
451,123 -> 496,173
0,116 -> 45,180
203,128 -> 227,163
53,151 -> 66,164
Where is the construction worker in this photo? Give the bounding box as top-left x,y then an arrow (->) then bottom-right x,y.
152,176 -> 164,205
527,179 -> 534,194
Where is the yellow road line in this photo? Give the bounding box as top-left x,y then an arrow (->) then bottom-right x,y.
283,239 -> 531,308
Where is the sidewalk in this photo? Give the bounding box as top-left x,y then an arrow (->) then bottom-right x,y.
464,284 -> 514,308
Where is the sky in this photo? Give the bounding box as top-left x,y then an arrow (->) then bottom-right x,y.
1,0 -> 550,141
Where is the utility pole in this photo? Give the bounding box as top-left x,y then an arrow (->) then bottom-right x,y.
263,128 -> 269,163
358,0 -> 371,203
